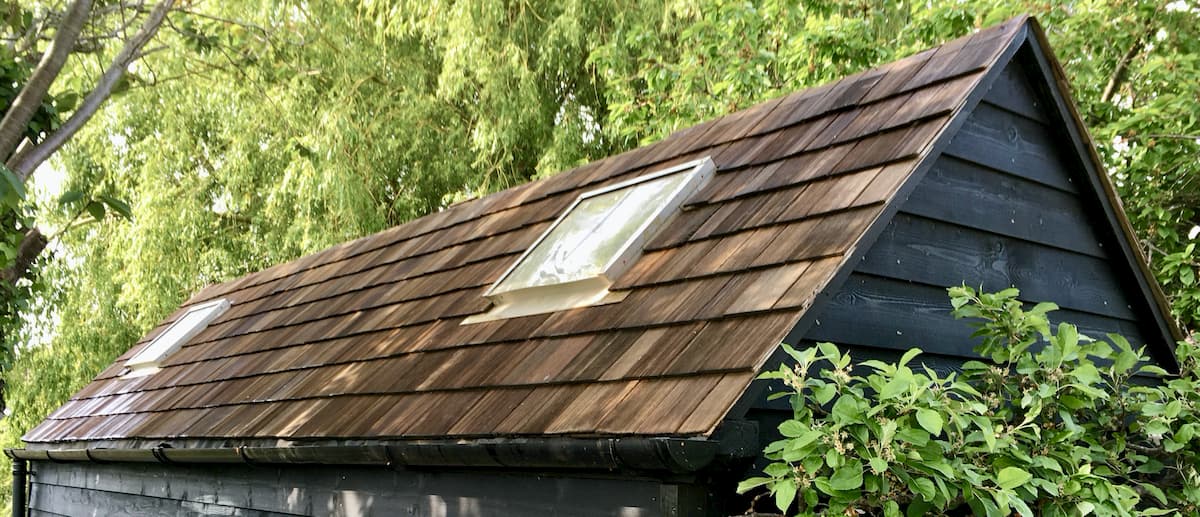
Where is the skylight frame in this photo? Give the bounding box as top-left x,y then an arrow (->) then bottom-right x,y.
467,156 -> 714,322
122,298 -> 230,378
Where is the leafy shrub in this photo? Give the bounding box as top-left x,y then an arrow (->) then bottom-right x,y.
739,286 -> 1200,516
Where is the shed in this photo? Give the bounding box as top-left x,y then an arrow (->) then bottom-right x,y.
8,16 -> 1182,517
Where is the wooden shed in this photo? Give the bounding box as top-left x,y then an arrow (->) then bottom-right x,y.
8,16 -> 1182,517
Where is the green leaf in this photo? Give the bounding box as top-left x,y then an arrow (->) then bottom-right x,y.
0,163 -> 26,204
915,408 -> 943,436
1139,482 -> 1168,505
896,427 -> 929,447
55,91 -> 79,111
880,376 -> 909,399
831,395 -> 864,422
773,480 -> 797,512
909,477 -> 936,501
1029,301 -> 1058,315
906,499 -> 934,517
778,420 -> 807,438
736,477 -> 771,494
764,462 -> 789,478
99,195 -> 133,220
803,487 -> 818,508
898,348 -> 921,367
829,460 -> 863,491
811,382 -> 837,405
86,200 -> 106,221
996,467 -> 1032,490
816,342 -> 840,359
58,190 -> 85,205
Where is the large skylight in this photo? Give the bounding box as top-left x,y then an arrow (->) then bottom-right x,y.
466,157 -> 714,322
122,298 -> 230,378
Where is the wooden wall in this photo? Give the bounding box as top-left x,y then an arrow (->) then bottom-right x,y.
737,54 -> 1174,470
27,460 -> 705,517
803,56 -> 1166,370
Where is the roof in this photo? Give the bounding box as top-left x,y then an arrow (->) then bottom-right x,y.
24,16 -> 1173,449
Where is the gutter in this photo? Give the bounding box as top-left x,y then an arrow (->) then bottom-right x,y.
5,436 -> 720,473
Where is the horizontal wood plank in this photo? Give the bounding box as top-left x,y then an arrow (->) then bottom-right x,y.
804,273 -> 1150,359
944,102 -> 1078,192
903,155 -> 1106,257
857,213 -> 1136,319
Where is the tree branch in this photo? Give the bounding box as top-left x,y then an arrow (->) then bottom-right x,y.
1100,16 -> 1158,105
0,0 -> 94,163
1128,133 -> 1200,142
1101,38 -> 1144,104
7,0 -> 175,180
0,228 -> 48,286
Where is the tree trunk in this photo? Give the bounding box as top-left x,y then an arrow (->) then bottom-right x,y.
0,0 -> 93,163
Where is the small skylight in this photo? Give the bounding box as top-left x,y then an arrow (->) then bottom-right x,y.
122,298 -> 230,378
465,157 -> 714,323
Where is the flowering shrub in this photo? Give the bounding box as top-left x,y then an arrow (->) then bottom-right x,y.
739,286 -> 1200,516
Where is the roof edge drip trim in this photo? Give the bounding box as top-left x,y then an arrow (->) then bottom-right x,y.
6,437 -> 720,473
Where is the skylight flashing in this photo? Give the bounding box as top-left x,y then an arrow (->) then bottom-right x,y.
121,298 -> 230,379
464,157 -> 715,323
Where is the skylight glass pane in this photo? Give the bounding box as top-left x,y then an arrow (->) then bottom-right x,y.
126,299 -> 229,372
498,171 -> 691,292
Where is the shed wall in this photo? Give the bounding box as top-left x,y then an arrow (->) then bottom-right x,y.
27,460 -> 699,517
739,56 -> 1172,465
804,57 -> 1162,369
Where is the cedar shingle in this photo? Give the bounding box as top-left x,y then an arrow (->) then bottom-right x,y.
29,18 -> 1029,447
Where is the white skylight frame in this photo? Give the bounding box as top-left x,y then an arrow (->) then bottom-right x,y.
465,156 -> 715,323
121,298 -> 230,378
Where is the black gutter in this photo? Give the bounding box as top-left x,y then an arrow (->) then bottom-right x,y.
5,437 -> 720,474
11,457 -> 26,517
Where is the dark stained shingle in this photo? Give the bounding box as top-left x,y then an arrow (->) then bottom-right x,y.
25,17 -> 1034,447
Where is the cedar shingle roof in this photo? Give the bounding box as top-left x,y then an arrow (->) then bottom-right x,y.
25,17 -> 1030,446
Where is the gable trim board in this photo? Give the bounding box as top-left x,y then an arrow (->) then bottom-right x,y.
11,16 -> 1181,472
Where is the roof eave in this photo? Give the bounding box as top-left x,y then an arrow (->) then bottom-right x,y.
6,436 -> 724,474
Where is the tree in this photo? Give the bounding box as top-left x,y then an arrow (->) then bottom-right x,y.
0,0 -> 177,415
1,0 -> 173,281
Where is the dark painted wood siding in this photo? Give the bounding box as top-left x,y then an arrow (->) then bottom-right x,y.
28,460 -> 695,517
737,57 -> 1173,450
803,58 -> 1165,369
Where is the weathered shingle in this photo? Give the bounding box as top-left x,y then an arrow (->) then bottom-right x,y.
25,17 -> 1031,447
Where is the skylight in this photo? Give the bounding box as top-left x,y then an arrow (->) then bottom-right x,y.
122,298 -> 230,378
465,157 -> 714,323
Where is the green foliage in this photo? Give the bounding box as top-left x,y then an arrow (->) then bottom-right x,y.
742,287 -> 1199,516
